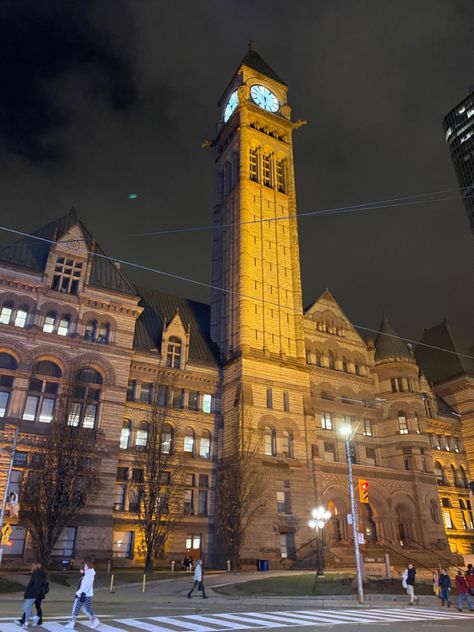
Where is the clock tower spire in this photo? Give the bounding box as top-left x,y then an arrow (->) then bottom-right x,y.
210,48 -> 306,363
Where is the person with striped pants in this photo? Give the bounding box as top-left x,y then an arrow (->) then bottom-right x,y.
65,557 -> 100,629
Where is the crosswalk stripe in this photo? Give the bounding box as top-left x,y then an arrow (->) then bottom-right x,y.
40,624 -> 72,631
0,624 -> 26,632
183,615 -> 247,629
280,611 -> 413,624
90,623 -> 128,632
292,609 -> 428,622
209,614 -> 282,627
238,612 -> 364,626
119,619 -> 182,632
369,608 -> 472,619
150,617 -> 221,632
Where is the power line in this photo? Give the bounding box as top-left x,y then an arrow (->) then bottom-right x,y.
0,223 -> 472,362
130,188 -> 469,237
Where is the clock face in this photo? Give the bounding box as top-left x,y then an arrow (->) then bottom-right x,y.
223,90 -> 238,123
250,85 -> 279,113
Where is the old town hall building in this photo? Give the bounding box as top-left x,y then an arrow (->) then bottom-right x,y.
0,49 -> 473,568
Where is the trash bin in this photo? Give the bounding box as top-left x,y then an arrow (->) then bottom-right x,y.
61,559 -> 71,571
256,559 -> 261,571
260,560 -> 269,572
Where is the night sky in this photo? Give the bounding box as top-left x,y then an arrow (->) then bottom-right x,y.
1,1 -> 473,345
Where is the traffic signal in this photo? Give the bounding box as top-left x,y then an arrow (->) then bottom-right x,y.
358,479 -> 369,504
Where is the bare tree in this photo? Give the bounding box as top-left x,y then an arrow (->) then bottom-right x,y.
19,372 -> 104,566
216,406 -> 268,572
131,383 -> 185,573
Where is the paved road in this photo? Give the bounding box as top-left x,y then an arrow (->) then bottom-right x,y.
1,606 -> 473,632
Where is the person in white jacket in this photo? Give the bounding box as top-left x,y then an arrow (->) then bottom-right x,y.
65,557 -> 100,629
186,559 -> 208,599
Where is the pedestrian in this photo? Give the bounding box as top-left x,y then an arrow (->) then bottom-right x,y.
186,559 -> 208,599
466,563 -> 474,596
438,569 -> 451,607
14,562 -> 48,628
402,563 -> 419,605
454,570 -> 474,612
65,557 -> 100,629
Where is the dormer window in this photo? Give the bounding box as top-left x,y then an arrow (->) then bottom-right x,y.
51,257 -> 83,295
166,336 -> 182,369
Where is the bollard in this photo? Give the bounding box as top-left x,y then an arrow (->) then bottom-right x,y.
109,574 -> 115,593
227,560 -> 231,573
171,560 -> 175,572
107,559 -> 111,574
142,574 -> 146,593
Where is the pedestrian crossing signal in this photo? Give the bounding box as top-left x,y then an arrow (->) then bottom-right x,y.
358,479 -> 369,504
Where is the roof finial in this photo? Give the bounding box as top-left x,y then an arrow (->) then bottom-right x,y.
248,39 -> 254,50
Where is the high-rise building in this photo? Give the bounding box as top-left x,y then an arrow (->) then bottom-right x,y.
443,90 -> 474,233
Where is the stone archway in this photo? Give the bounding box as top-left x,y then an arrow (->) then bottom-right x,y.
392,497 -> 419,547
359,503 -> 378,544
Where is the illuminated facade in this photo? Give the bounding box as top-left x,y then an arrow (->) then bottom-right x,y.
0,49 -> 473,566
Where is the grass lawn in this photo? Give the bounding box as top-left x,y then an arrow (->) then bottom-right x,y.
214,574 -> 435,597
0,577 -> 27,593
48,569 -> 190,589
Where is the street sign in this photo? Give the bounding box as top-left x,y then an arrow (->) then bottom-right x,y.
347,513 -> 353,524
358,533 -> 366,544
0,523 -> 12,545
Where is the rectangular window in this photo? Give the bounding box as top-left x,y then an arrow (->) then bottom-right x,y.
262,154 -> 271,187
114,485 -> 126,511
202,394 -> 212,414
126,381 -> 135,401
139,383 -> 152,404
276,160 -> 286,192
51,527 -> 77,557
157,385 -> 168,407
3,525 -> 26,556
0,390 -> 10,418
185,534 -> 201,550
116,467 -> 129,481
0,306 -> 12,324
321,412 -> 333,430
172,389 -> 184,409
279,533 -> 295,560
441,497 -> 451,508
198,490 -> 208,515
453,437 -> 460,453
13,451 -> 28,467
188,391 -> 199,411
323,442 -> 336,461
363,419 -> 373,436
23,395 -> 39,421
283,391 -> 290,412
132,468 -> 144,483
199,474 -> 209,488
249,148 -> 258,182
366,448 -> 376,466
51,257 -> 83,295
184,489 -> 194,515
112,531 -> 133,558
443,511 -> 454,529
14,309 -> 28,328
276,491 -> 286,513
266,388 -> 273,409
276,480 -> 291,514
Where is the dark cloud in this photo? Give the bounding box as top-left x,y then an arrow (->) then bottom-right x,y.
0,0 -> 472,342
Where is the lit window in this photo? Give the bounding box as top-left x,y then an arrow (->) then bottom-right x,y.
184,428 -> 195,454
458,106 -> 466,114
185,534 -> 201,550
120,420 -> 131,450
467,108 -> 474,118
135,422 -> 148,448
0,353 -> 17,418
202,393 -> 212,413
161,423 -> 173,454
23,361 -> 62,423
413,416 -> 420,434
443,511 -> 454,529
84,320 -> 97,342
321,412 -> 333,430
184,489 -> 193,515
97,323 -> 110,344
112,531 -> 133,558
264,427 -> 276,456
0,303 -> 13,325
200,430 -> 211,459
57,316 -> 70,336
435,461 -> 446,485
363,419 -> 373,436
14,307 -> 28,328
397,411 -> 408,434
166,336 -> 182,369
43,312 -> 56,333
51,257 -> 83,295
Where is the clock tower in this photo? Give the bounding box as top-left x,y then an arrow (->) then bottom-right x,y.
210,47 -> 315,563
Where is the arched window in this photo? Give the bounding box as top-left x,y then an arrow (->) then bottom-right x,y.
98,323 -> 111,344
354,361 -> 361,376
84,320 -> 97,342
183,428 -> 195,454
430,499 -> 440,524
342,357 -> 349,372
200,430 -> 211,459
166,336 -> 182,369
57,315 -> 70,336
0,302 -> 13,325
316,351 -> 322,367
68,368 -> 103,429
413,415 -> 421,434
328,351 -> 336,370
451,464 -> 460,487
0,352 -> 18,418
264,426 -> 276,456
23,361 -> 62,423
43,311 -> 56,333
161,423 -> 173,454
397,411 -> 408,434
14,306 -> 28,328
135,422 -> 148,449
460,465 -> 469,488
120,419 -> 131,450
434,461 -> 446,485
281,429 -> 294,458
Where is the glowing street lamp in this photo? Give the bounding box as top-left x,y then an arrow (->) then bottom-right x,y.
340,424 -> 364,604
308,505 -> 331,582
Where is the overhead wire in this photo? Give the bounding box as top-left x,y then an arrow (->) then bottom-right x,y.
130,187 -> 470,237
0,222 -> 472,362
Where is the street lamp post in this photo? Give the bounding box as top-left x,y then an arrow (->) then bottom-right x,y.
340,425 -> 364,604
308,506 -> 331,589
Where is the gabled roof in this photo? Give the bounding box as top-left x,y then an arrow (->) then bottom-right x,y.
415,321 -> 474,383
240,47 -> 286,86
304,288 -> 366,345
134,286 -> 219,366
0,209 -> 136,296
375,315 -> 414,362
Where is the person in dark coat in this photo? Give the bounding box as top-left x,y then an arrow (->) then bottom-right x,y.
466,563 -> 474,596
402,563 -> 419,605
15,563 -> 48,628
438,569 -> 451,607
454,570 -> 474,612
